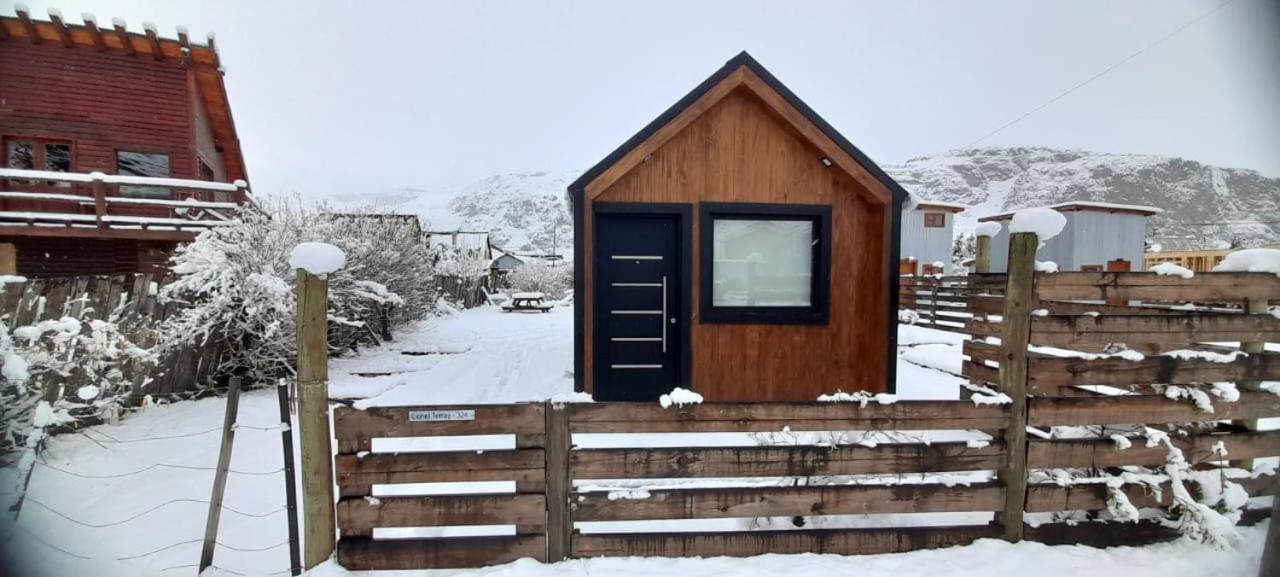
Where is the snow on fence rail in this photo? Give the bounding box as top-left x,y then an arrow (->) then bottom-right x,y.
961,231 -> 1280,545
331,394 -> 1280,570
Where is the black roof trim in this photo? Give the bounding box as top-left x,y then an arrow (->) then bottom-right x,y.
566,51 -> 911,207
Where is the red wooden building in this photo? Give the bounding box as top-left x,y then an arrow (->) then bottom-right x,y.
0,7 -> 250,275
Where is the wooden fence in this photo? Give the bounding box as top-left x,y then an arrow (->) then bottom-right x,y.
330,396 -> 1279,570
899,275 -> 981,334
961,230 -> 1280,541
333,403 -> 552,569
1,273 -> 223,397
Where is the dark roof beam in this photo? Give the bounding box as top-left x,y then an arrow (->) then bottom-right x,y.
112,18 -> 135,56
47,10 -> 74,48
15,5 -> 41,44
83,14 -> 107,51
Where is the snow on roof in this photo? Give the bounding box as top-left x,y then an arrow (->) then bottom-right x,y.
429,231 -> 489,251
979,201 -> 1161,221
912,200 -> 968,212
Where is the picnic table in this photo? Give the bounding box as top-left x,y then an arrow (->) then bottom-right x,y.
501,292 -> 554,313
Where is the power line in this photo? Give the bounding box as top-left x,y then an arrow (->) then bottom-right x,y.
966,0 -> 1237,147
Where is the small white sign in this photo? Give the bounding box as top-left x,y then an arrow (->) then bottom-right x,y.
408,409 -> 476,422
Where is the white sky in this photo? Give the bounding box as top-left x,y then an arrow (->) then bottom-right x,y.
9,0 -> 1280,197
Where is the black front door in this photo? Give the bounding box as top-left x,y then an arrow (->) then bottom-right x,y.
594,210 -> 686,401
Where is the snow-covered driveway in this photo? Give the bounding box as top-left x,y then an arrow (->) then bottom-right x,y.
1,306 -> 1268,577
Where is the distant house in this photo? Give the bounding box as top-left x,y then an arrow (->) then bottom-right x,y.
490,250 -> 525,274
980,202 -> 1160,273
0,8 -> 251,275
427,230 -> 492,261
1146,246 -> 1280,273
331,213 -> 424,238
900,201 -> 966,275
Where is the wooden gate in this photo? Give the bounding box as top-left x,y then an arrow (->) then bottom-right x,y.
333,403 -> 550,570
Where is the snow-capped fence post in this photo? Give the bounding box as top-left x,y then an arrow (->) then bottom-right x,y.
996,231 -> 1037,542
199,376 -> 242,573
544,401 -> 572,562
292,242 -> 346,570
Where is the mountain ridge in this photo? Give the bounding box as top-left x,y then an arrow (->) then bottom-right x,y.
331,146 -> 1280,253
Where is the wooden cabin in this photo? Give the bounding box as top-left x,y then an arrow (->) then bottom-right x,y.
0,7 -> 250,276
901,200 -> 966,275
569,52 -> 909,402
980,202 -> 1159,273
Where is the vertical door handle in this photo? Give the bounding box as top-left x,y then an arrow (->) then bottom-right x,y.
661,275 -> 668,353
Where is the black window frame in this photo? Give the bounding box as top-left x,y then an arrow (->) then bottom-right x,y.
115,149 -> 173,198
699,202 -> 832,325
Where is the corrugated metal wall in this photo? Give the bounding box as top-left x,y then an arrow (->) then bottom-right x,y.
900,209 -> 955,274
983,211 -> 1145,273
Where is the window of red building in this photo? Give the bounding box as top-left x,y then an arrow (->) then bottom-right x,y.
4,136 -> 73,186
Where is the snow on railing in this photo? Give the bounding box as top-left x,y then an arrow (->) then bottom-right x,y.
0,167 -> 249,194
0,168 -> 248,233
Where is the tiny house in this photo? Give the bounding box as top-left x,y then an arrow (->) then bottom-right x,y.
900,201 -> 966,275
569,52 -> 909,402
980,202 -> 1159,273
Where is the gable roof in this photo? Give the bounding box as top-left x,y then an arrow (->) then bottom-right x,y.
1,8 -> 248,183
567,51 -> 910,209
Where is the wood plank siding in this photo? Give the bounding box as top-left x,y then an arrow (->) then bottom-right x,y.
0,15 -> 247,275
577,55 -> 900,401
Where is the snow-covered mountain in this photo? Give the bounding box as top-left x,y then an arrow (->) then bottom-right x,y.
886,147 -> 1280,250
332,147 -> 1279,254
331,171 -> 579,254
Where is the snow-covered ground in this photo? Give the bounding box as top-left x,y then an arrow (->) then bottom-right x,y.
0,306 -> 1268,576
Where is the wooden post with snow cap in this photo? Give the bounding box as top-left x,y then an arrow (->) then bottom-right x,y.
996,230 -> 1038,542
293,242 -> 345,570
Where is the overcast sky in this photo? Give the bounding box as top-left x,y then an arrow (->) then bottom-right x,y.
11,0 -> 1280,197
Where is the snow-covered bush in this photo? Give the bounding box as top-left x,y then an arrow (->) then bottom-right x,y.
505,261 -> 572,299
0,306 -> 154,500
158,197 -> 437,383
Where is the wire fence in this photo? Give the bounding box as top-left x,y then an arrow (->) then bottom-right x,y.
16,417 -> 298,576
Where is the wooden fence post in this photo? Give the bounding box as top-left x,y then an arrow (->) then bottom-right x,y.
297,270 -> 336,570
997,232 -> 1037,542
199,376 -> 242,573
1260,474 -> 1280,577
544,402 -> 571,562
974,235 -> 991,274
278,380 -> 303,576
1233,298 -> 1269,470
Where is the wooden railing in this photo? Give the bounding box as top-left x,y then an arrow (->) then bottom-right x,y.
0,167 -> 250,233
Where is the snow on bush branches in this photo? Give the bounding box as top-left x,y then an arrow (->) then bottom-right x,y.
504,261 -> 572,299
158,198 -> 438,382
